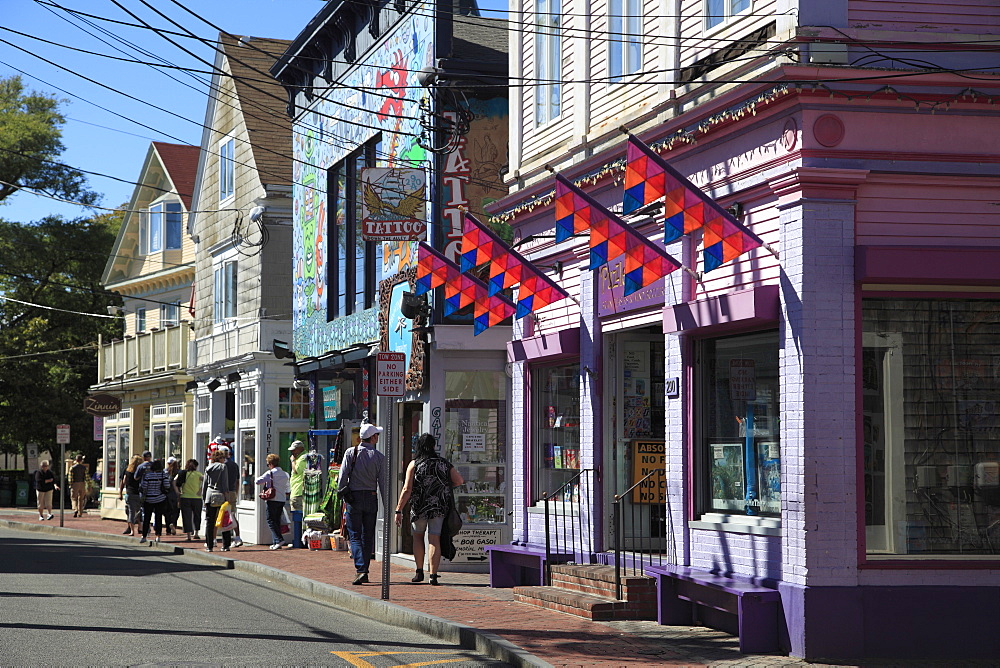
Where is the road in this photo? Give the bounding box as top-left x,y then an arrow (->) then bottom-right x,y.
0,527 -> 509,667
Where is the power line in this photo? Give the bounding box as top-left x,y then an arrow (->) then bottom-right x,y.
0,294 -> 116,319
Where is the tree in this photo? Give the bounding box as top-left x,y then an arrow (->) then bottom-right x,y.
0,211 -> 123,467
0,75 -> 97,205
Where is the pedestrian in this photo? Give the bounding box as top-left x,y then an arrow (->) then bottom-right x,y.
176,459 -> 204,541
118,455 -> 143,536
255,453 -> 290,549
33,460 -> 58,521
202,448 -> 231,552
288,439 -> 307,547
134,450 -> 152,485
394,433 -> 464,585
338,422 -> 386,585
164,457 -> 181,535
138,459 -> 171,544
219,445 -> 244,547
70,455 -> 89,517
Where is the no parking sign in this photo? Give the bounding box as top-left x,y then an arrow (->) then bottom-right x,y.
376,352 -> 406,397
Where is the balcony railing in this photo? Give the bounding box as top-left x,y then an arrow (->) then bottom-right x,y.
97,326 -> 187,382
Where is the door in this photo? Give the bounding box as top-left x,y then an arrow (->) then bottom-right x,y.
397,402 -> 423,555
605,327 -> 667,552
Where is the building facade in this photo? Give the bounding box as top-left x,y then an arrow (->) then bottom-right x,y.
93,142 -> 199,518
491,0 -> 1000,661
271,0 -> 511,566
186,34 -> 307,545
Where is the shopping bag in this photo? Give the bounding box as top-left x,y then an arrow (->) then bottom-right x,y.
216,501 -> 236,532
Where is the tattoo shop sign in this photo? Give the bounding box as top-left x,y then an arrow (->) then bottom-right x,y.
361,168 -> 427,241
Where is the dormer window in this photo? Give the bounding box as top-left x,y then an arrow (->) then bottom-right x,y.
139,200 -> 183,255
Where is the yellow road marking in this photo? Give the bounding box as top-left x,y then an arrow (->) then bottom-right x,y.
331,650 -> 464,668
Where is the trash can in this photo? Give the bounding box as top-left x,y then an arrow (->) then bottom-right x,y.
0,476 -> 11,506
15,480 -> 29,506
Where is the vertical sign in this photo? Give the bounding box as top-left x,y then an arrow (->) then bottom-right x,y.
376,352 -> 406,397
56,424 -> 71,444
730,359 -> 756,402
631,440 -> 666,504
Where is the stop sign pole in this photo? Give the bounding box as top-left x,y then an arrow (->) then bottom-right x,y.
56,424 -> 70,527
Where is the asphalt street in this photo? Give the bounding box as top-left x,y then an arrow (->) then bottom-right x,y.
0,527 -> 510,667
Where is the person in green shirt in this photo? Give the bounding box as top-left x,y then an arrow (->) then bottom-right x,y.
288,440 -> 307,547
176,459 -> 205,541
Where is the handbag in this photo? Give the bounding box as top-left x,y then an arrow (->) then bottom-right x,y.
259,472 -> 276,501
338,444 -> 360,505
207,489 -> 225,506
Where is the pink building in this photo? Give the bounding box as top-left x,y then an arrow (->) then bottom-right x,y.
490,0 -> 1000,660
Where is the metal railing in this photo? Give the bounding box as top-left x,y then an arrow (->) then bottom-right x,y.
541,468 -> 595,586
612,470 -> 670,599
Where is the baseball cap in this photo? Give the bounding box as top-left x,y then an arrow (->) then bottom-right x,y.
288,440 -> 305,451
359,423 -> 383,440
166,456 -> 178,464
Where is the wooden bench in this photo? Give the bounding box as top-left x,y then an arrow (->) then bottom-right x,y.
645,565 -> 782,654
484,544 -> 572,588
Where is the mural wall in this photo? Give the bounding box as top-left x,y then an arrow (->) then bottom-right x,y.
292,9 -> 435,358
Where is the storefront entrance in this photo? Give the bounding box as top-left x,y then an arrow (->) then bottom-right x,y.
604,326 -> 667,552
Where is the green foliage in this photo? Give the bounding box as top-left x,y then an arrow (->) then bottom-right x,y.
0,211 -> 124,461
0,75 -> 97,206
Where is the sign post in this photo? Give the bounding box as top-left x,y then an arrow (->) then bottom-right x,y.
56,424 -> 70,527
376,352 -> 405,600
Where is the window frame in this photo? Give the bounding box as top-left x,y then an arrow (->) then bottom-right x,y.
535,0 -> 562,125
213,257 -> 238,325
609,0 -> 643,83
136,307 -> 147,333
530,360 -> 582,505
218,136 -> 235,202
705,0 -> 752,31
161,301 -> 180,328
327,136 -> 384,319
278,386 -> 310,420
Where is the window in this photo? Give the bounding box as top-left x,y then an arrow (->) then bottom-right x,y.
327,137 -> 385,317
168,422 -> 182,460
196,395 -> 210,424
151,423 -> 167,460
213,259 -> 238,323
139,201 -> 183,255
698,331 -> 780,517
609,0 -> 642,82
161,302 -> 180,328
863,298 -> 1000,558
136,308 -> 147,333
706,0 -> 751,30
219,137 -> 235,201
239,387 -> 256,421
278,387 -> 310,419
105,428 -> 118,488
531,362 -> 581,502
240,429 -> 256,501
535,0 -> 562,124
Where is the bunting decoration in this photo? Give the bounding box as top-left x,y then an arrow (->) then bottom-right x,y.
623,133 -> 769,271
554,174 -> 605,243
414,242 -> 516,335
460,214 -> 571,318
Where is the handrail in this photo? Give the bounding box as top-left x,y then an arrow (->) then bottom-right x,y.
541,468 -> 594,586
612,469 -> 659,600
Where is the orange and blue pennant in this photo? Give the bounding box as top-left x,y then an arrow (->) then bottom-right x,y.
555,174 -> 608,243
460,214 -> 570,318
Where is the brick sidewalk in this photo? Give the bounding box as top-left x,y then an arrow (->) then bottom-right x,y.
0,509 -> 826,667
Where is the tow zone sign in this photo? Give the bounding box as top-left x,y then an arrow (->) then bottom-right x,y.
376,352 -> 406,397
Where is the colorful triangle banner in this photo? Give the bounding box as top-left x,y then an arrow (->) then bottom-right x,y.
624,134 -> 765,271
460,214 -> 571,318
554,174 -> 610,243
414,242 -> 515,335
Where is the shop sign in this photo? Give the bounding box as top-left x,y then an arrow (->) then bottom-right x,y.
84,393 -> 122,417
729,359 -> 756,402
452,528 -> 500,562
598,258 -> 665,318
93,416 -> 104,442
322,386 -> 339,420
375,352 -> 406,396
360,167 -> 427,241
631,440 -> 666,504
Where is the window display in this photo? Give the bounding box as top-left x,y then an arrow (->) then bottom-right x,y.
698,331 -> 780,517
532,362 -> 581,502
864,298 -> 1000,557
443,371 -> 506,525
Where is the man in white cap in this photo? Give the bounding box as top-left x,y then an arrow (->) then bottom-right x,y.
338,422 -> 385,585
288,439 -> 307,547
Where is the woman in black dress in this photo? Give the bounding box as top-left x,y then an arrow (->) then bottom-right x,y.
394,433 -> 464,585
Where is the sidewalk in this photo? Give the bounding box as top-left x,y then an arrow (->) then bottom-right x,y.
0,509 -> 827,667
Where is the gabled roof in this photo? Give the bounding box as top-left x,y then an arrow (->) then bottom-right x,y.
152,142 -> 200,209
220,34 -> 293,187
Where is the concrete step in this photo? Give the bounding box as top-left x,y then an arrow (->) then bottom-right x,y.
513,585 -> 657,621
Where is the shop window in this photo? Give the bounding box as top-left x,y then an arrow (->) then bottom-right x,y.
443,370 -> 507,524
697,330 -> 780,517
863,298 -> 1000,557
152,423 -> 167,460
168,422 -> 182,460
105,428 -> 118,488
240,429 -> 256,502
327,136 -> 385,319
278,386 -> 310,419
118,427 -> 130,483
531,362 -> 581,503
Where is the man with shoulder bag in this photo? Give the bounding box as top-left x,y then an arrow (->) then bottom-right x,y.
338,423 -> 385,585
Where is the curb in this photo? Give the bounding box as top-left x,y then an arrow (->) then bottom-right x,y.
1,519 -> 551,668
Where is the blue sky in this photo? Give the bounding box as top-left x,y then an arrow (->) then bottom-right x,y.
0,0 -> 507,224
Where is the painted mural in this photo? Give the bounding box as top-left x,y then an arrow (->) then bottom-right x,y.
292,9 -> 435,359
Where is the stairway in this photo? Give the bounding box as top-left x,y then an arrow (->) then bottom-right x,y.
513,564 -> 657,621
